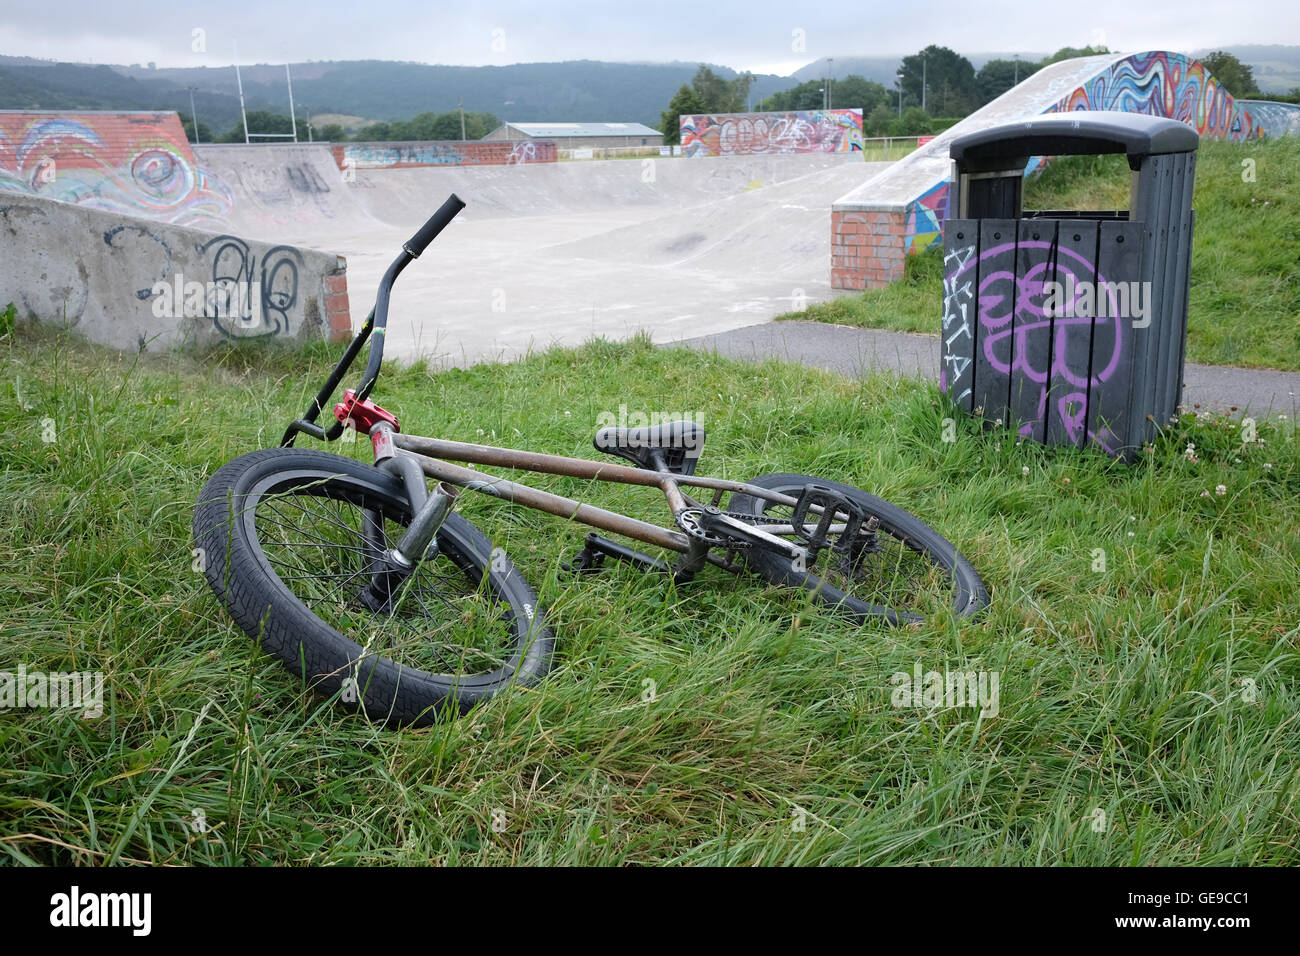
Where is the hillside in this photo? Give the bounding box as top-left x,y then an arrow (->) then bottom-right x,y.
0,56 -> 787,131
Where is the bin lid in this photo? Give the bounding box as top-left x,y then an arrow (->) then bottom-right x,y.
950,111 -> 1199,171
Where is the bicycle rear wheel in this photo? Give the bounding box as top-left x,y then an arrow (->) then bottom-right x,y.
193,447 -> 552,725
728,473 -> 988,625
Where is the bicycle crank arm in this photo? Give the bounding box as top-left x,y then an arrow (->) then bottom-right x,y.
693,507 -> 808,562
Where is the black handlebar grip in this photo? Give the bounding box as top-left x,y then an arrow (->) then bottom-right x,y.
403,193 -> 466,258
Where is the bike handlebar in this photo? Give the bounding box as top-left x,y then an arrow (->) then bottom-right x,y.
279,193 -> 466,447
403,193 -> 465,258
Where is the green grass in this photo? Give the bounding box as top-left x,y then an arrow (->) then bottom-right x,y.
788,138 -> 1300,372
1,326 -> 1297,865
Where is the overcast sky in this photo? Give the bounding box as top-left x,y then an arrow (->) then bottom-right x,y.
2,0 -> 1296,75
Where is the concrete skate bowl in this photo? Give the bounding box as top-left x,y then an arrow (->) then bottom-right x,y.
195,147 -> 874,365
549,159 -> 889,282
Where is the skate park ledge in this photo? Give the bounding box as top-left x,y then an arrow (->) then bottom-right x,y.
0,193 -> 351,351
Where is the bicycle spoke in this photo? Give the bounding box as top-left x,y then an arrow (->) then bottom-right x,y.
251,482 -> 520,677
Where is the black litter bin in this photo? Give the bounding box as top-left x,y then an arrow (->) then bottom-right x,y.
939,111 -> 1199,457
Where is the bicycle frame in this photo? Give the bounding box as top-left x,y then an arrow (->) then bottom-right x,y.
388,432 -> 806,562
279,192 -> 838,578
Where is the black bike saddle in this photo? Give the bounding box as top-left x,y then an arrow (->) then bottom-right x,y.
593,420 -> 706,475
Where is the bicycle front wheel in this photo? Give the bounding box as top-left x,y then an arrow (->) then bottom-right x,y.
728,473 -> 988,626
193,447 -> 553,725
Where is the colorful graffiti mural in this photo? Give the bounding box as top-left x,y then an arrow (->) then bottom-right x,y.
909,51 -> 1269,256
331,139 -> 557,170
0,111 -> 232,226
1050,52 -> 1261,140
1237,100 -> 1300,137
680,109 -> 863,157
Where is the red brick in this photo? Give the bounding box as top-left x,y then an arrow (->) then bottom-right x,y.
325,274 -> 348,295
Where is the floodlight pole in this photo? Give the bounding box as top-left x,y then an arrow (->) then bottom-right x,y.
234,43 -> 249,144
286,64 -> 298,143
187,86 -> 200,143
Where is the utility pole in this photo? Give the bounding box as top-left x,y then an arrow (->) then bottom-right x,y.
1014,54 -> 1020,85
896,72 -> 903,115
459,96 -> 466,139
187,86 -> 200,143
286,64 -> 298,143
827,57 -> 834,109
234,43 -> 249,144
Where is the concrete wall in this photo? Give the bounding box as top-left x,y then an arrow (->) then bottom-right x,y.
0,192 -> 350,352
330,140 -> 556,170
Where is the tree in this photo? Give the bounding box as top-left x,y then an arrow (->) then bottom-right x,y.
758,74 -> 890,118
899,45 -> 978,116
1041,45 -> 1109,66
219,111 -> 294,143
351,121 -> 392,142
689,64 -> 753,113
659,84 -> 707,145
830,75 -> 891,116
757,79 -> 826,112
316,123 -> 346,142
180,116 -> 212,144
889,107 -> 933,137
865,103 -> 893,137
975,59 -> 1031,105
1201,51 -> 1260,97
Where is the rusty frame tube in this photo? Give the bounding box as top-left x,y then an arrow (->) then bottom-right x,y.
397,449 -> 692,553
391,434 -> 799,505
388,433 -> 851,559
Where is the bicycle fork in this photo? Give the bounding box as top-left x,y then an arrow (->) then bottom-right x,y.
357,420 -> 460,613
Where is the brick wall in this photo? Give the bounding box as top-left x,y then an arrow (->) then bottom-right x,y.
830,210 -> 907,289
323,271 -> 351,342
330,140 -> 557,170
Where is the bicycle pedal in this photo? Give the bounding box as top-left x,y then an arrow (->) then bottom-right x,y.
792,484 -> 866,553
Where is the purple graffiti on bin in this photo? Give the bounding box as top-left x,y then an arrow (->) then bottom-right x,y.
945,240 -> 1126,452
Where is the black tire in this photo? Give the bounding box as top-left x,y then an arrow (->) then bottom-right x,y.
729,473 -> 988,625
193,447 -> 553,725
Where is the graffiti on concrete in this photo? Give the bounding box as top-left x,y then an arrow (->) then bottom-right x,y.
196,235 -> 302,338
0,112 -> 233,226
680,109 -> 864,157
103,224 -> 175,302
332,140 -> 557,170
1051,51 -> 1262,141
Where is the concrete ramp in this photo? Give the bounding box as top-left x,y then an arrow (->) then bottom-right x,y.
194,143 -> 380,236
190,150 -> 871,365
551,160 -> 887,280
